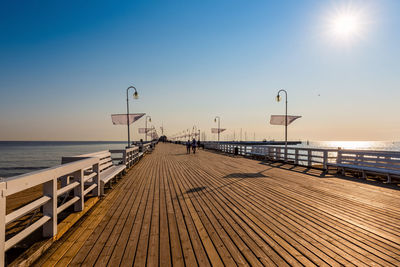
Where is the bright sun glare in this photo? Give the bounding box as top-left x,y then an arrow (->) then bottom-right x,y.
325,3 -> 369,44
332,14 -> 360,37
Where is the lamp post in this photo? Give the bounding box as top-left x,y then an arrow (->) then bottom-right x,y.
145,116 -> 151,142
276,89 -> 288,159
214,116 -> 220,143
126,86 -> 139,148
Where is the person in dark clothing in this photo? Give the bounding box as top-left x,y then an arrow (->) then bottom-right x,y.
186,140 -> 191,154
192,138 -> 197,154
197,140 -> 201,149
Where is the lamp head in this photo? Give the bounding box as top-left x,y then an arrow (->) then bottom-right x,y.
276,94 -> 281,102
149,117 -> 151,122
214,118 -> 217,123
133,91 -> 139,99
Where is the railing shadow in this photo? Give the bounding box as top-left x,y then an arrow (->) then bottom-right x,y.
258,161 -> 400,191
184,168 -> 272,197
186,186 -> 206,193
258,161 -> 328,178
223,172 -> 269,178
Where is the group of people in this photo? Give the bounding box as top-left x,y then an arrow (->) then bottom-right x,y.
186,138 -> 200,154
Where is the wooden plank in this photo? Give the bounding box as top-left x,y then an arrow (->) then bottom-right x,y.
158,156 -> 172,267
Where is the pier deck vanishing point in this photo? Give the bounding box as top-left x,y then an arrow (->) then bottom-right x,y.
34,143 -> 400,266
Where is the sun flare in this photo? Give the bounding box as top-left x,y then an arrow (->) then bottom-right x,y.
325,3 -> 370,44
332,13 -> 360,37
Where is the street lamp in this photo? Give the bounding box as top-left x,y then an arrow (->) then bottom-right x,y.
214,116 -> 220,143
276,89 -> 288,159
126,86 -> 139,147
145,116 -> 151,142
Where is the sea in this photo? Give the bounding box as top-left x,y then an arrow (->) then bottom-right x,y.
0,141 -> 127,178
0,140 -> 399,178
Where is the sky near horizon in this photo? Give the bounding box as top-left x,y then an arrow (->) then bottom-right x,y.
0,0 -> 399,141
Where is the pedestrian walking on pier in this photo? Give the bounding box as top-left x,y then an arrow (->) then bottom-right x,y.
192,138 -> 197,154
186,140 -> 191,154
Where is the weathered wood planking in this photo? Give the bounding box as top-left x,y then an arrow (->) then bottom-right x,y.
34,143 -> 400,266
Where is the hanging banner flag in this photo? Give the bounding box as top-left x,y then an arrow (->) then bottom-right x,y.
211,128 -> 226,134
111,113 -> 145,125
270,115 -> 302,126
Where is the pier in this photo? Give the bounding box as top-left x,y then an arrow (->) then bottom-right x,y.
5,143 -> 399,266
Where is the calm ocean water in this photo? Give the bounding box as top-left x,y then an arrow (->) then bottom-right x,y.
0,141 -> 127,178
0,141 -> 399,178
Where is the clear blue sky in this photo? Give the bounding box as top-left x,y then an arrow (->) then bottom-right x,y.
1,0 -> 399,141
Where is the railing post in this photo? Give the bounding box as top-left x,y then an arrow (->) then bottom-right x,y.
92,162 -> 100,197
277,148 -> 280,160
60,175 -> 70,188
0,181 -> 6,266
74,169 -> 84,212
323,151 -> 328,170
308,150 -> 312,167
295,149 -> 299,165
284,147 -> 288,161
337,148 -> 342,164
122,150 -> 127,167
43,177 -> 57,237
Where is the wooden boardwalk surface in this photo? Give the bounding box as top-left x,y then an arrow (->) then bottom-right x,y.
34,143 -> 400,266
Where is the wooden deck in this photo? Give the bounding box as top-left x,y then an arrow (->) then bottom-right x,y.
34,143 -> 400,266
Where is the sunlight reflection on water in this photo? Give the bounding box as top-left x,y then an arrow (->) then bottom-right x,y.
304,141 -> 397,151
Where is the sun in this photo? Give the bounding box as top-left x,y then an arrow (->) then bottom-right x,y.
324,3 -> 369,44
332,13 -> 361,38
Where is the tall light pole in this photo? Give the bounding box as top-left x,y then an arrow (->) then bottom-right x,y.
145,116 -> 151,142
214,116 -> 220,143
126,86 -> 139,148
276,89 -> 288,159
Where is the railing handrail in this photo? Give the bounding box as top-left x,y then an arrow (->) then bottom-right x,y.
110,146 -> 138,154
71,150 -> 110,158
3,157 -> 98,197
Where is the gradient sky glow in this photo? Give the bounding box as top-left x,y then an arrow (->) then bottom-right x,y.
1,0 -> 399,141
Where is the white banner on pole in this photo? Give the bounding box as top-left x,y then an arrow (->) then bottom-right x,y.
111,113 -> 145,125
270,115 -> 301,126
211,128 -> 226,134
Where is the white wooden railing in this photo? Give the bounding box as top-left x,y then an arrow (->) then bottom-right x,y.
141,140 -> 157,153
110,146 -> 140,168
205,142 -> 398,167
0,145 -> 152,265
0,157 -> 99,264
205,142 -> 338,169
